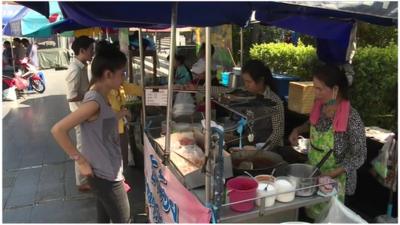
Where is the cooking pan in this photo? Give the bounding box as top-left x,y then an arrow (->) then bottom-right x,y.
230,148 -> 288,177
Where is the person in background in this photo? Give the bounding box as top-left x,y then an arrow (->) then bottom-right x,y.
241,59 -> 284,149
168,54 -> 192,85
65,36 -> 95,192
3,41 -> 13,67
288,64 -> 367,220
51,45 -> 131,223
12,38 -> 26,70
21,38 -> 39,68
191,42 -> 217,85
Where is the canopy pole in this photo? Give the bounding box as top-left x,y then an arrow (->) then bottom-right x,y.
138,28 -> 146,129
240,27 -> 244,67
165,2 -> 178,163
106,28 -> 110,41
205,26 -> 212,204
10,40 -> 16,72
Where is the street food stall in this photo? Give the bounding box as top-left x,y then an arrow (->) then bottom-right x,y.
57,1 -> 397,223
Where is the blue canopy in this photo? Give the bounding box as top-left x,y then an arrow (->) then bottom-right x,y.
57,1 -> 397,64
59,2 -> 253,27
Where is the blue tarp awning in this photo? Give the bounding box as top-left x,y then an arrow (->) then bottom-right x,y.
59,2 -> 253,28
56,1 -> 397,63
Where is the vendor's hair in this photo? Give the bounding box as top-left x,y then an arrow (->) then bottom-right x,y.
71,36 -> 95,55
313,64 -> 349,100
4,41 -> 11,46
242,59 -> 277,93
199,43 -> 215,56
89,45 -> 127,88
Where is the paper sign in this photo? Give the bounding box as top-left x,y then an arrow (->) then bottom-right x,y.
145,88 -> 168,106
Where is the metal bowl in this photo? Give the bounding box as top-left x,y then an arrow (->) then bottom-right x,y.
230,149 -> 287,177
284,163 -> 320,197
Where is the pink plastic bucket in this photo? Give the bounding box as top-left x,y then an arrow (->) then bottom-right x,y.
226,176 -> 258,212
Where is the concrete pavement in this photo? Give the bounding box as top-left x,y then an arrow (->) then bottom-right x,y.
2,69 -> 146,223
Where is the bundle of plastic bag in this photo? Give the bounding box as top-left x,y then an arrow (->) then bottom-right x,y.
317,197 -> 368,223
173,92 -> 195,117
3,86 -> 17,101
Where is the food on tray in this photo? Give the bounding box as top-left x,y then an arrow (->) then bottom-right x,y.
179,137 -> 195,146
170,152 -> 199,175
174,144 -> 205,168
154,131 -> 205,170
318,176 -> 336,194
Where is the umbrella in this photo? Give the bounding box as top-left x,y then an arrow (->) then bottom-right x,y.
3,1 -> 63,36
2,4 -> 24,27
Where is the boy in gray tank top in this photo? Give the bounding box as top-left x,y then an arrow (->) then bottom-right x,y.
52,44 -> 131,223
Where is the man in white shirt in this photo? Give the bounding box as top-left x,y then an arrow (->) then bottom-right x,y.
65,36 -> 94,192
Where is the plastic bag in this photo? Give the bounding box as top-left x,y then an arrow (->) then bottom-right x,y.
371,134 -> 395,179
3,86 -> 17,101
173,92 -> 195,117
317,197 -> 367,223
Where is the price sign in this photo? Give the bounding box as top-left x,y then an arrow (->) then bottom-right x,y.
145,88 -> 168,106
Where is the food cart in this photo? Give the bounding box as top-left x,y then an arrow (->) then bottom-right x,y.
57,2 -> 397,223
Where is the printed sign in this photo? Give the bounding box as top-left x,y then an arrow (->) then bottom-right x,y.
144,134 -> 211,223
145,88 -> 168,106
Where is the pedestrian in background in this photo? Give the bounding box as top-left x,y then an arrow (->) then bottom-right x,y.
65,36 -> 95,192
52,44 -> 131,223
21,38 -> 39,68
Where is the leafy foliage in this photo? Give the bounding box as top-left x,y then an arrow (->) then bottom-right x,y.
356,22 -> 398,48
249,42 -> 321,79
350,43 -> 398,130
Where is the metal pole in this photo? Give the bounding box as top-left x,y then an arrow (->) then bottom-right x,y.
138,28 -> 146,129
106,28 -> 110,41
10,39 -> 16,72
240,27 -> 244,67
165,2 -> 178,163
205,27 -> 212,204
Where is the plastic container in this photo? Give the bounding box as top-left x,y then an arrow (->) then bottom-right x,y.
220,72 -> 230,87
226,176 -> 258,212
274,176 -> 296,202
272,73 -> 300,100
256,182 -> 276,207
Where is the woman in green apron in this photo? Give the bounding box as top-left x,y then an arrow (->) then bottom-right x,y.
288,64 -> 367,220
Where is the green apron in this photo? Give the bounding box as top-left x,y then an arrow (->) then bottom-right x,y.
306,125 -> 346,220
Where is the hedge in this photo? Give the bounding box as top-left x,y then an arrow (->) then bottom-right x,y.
249,42 -> 397,131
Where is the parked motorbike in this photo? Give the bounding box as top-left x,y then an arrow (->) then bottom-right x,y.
2,58 -> 45,94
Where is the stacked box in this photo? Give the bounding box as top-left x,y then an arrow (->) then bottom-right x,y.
288,81 -> 315,114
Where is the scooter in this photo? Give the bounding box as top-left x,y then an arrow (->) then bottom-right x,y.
2,58 -> 45,94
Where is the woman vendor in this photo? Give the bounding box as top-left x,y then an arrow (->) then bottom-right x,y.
240,59 -> 284,149
288,64 -> 367,220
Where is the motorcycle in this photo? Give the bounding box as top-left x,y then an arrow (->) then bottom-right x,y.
2,58 -> 45,94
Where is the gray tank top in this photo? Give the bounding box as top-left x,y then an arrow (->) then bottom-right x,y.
80,90 -> 124,181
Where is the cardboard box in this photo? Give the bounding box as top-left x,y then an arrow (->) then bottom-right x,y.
288,81 -> 315,114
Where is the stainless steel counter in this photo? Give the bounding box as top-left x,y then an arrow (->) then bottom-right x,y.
191,187 -> 331,223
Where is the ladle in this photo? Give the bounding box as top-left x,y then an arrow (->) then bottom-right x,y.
309,149 -> 334,178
